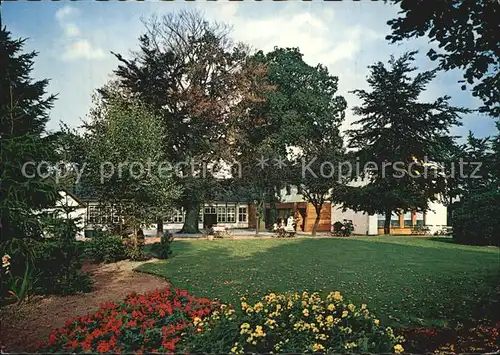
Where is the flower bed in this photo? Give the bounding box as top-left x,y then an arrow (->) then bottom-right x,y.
37,287 -> 217,354
178,291 -> 404,354
38,288 -> 404,354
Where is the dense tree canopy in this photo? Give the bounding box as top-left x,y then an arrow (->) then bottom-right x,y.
342,52 -> 467,234
387,0 -> 500,118
0,26 -> 59,240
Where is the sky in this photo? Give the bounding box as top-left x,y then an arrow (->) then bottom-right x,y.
2,0 -> 497,140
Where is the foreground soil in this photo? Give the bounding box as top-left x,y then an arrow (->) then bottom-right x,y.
0,260 -> 171,353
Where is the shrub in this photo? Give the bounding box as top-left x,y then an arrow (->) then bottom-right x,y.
1,217 -> 92,301
453,188 -> 500,246
35,216 -> 92,295
37,287 -> 217,353
150,231 -> 174,259
179,291 -> 404,354
34,240 -> 92,295
123,235 -> 149,261
85,231 -> 127,263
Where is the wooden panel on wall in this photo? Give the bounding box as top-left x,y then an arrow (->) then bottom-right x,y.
304,202 -> 331,232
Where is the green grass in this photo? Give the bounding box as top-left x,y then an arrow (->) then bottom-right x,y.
138,236 -> 500,328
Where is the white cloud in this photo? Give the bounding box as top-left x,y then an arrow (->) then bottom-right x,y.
63,23 -> 80,37
55,6 -> 79,21
54,6 -> 105,61
62,39 -> 106,61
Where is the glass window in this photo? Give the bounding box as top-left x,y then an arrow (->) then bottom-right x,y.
238,207 -> 247,222
88,206 -> 99,224
377,213 -> 401,228
377,214 -> 385,228
204,206 -> 216,214
391,213 -> 400,227
404,212 -> 412,227
415,212 -> 424,226
217,207 -> 226,222
227,207 -> 236,223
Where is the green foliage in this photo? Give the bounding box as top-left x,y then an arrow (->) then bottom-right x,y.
0,26 -> 59,241
387,0 -> 499,118
84,91 -> 179,233
111,10 -> 250,233
0,216 -> 92,300
84,231 -> 127,264
123,235 -> 149,262
452,188 -> 500,246
150,231 -> 174,259
179,291 -> 404,354
342,52 -> 467,233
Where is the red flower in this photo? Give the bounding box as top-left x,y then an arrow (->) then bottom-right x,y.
96,341 -> 111,353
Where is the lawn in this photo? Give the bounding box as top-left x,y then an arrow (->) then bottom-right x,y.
138,236 -> 500,328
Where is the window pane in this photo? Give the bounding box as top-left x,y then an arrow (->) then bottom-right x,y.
404,212 -> 412,227
415,212 -> 424,226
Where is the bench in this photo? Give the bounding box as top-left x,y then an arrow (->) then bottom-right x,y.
211,226 -> 232,238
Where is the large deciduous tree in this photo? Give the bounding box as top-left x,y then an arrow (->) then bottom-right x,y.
82,87 -> 179,235
343,52 -> 467,235
387,0 -> 500,118
111,10 -> 249,233
261,48 -> 347,236
0,25 -> 59,240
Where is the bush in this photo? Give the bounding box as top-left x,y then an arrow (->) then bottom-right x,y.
37,287 -> 217,353
150,231 -> 174,259
179,291 -> 404,354
123,235 -> 149,261
34,240 -> 92,295
1,217 -> 92,301
85,231 -> 127,263
453,188 -> 500,246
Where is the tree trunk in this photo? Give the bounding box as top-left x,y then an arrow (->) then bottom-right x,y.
384,209 -> 391,235
156,219 -> 164,237
312,204 -> 322,237
180,204 -> 200,234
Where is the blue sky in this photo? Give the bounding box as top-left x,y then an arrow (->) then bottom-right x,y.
3,0 -> 496,139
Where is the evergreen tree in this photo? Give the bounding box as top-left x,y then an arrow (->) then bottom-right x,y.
387,0 -> 499,118
0,25 -> 58,240
343,52 -> 468,234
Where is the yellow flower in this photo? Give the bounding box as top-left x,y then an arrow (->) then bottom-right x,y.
326,315 -> 334,323
348,303 -> 356,311
316,333 -> 328,341
327,303 -> 335,311
342,310 -> 349,318
255,325 -> 265,336
252,341 -> 257,345
302,300 -> 308,307
394,344 -> 404,353
230,343 -> 240,354
193,317 -> 202,325
241,302 -> 248,310
374,319 -> 380,325
361,304 -> 367,310
302,308 -> 309,317
287,300 -> 294,308
241,323 -> 251,329
312,343 -> 325,352
254,302 -> 264,312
